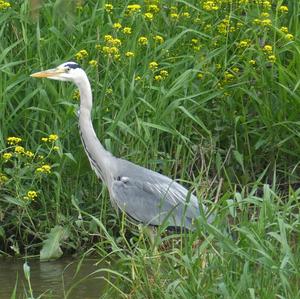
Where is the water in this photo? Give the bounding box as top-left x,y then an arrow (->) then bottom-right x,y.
0,257 -> 106,298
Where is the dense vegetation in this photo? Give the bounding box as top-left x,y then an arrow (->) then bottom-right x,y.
1,0 -> 299,297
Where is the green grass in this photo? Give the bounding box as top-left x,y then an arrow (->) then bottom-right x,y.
1,0 -> 300,297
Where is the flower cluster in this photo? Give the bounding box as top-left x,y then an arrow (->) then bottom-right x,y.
0,173 -> 8,184
280,26 -> 294,41
143,12 -> 153,21
127,4 -> 141,15
3,136 -> 35,159
138,36 -> 148,46
148,4 -> 159,14
263,44 -> 276,63
153,35 -> 164,44
89,59 -> 98,67
113,22 -> 122,30
36,164 -> 52,174
1,133 -> 63,204
73,90 -> 80,101
154,70 -> 169,81
149,61 -> 158,71
104,3 -> 113,13
202,1 -> 219,11
237,39 -> 251,49
278,5 -> 288,13
97,34 -> 123,60
41,134 -> 59,143
125,51 -> 134,58
0,0 -> 10,10
122,27 -> 132,34
23,190 -> 38,201
7,136 -> 22,145
75,49 -> 88,60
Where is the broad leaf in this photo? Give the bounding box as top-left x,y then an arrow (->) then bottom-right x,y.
40,225 -> 69,261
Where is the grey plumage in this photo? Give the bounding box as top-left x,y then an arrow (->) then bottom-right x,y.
31,62 -> 213,230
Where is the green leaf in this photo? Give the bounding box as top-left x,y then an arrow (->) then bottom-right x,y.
23,262 -> 30,281
233,150 -> 245,172
40,225 -> 69,261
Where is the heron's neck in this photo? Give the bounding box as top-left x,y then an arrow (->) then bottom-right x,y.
76,74 -> 113,182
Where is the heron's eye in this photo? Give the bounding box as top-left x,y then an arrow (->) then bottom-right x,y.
65,67 -> 71,72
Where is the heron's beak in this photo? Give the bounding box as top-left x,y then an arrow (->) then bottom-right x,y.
30,68 -> 65,78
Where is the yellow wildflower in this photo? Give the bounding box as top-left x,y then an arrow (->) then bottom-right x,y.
170,6 -> 177,13
218,17 -> 231,35
75,49 -> 88,60
153,35 -> 164,44
0,173 -> 8,184
197,73 -> 204,79
36,164 -> 52,174
89,60 -> 98,67
285,34 -> 294,41
53,146 -> 60,151
127,4 -> 141,14
181,12 -> 190,18
0,1 -> 10,10
24,190 -> 38,201
41,137 -> 48,142
224,72 -> 235,83
48,134 -> 58,142
105,37 -> 121,47
25,150 -> 34,158
105,88 -> 113,95
123,27 -> 132,34
73,90 -> 80,101
7,137 -> 22,145
249,59 -> 256,65
102,46 -> 119,56
278,5 -> 288,13
104,3 -> 113,13
261,19 -> 272,27
104,35 -> 113,42
149,61 -> 158,71
253,19 -> 261,25
125,51 -> 135,58
15,146 -> 25,154
113,22 -> 122,30
160,70 -> 168,78
154,75 -> 163,81
170,13 -> 179,20
148,4 -> 159,13
2,152 -> 12,161
138,36 -> 148,46
261,12 -> 270,18
203,1 -> 219,11
280,26 -> 289,33
238,39 -> 251,48
263,44 -> 273,54
135,75 -> 141,81
267,55 -> 276,63
144,12 -> 153,21
262,1 -> 271,10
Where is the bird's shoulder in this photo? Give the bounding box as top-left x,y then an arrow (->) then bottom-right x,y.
114,157 -> 172,183
112,157 -> 199,207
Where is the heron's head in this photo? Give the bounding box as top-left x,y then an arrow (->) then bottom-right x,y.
31,62 -> 85,83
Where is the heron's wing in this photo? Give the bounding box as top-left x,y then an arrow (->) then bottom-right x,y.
110,175 -> 202,228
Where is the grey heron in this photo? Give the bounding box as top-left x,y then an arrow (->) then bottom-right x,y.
31,62 -> 213,230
